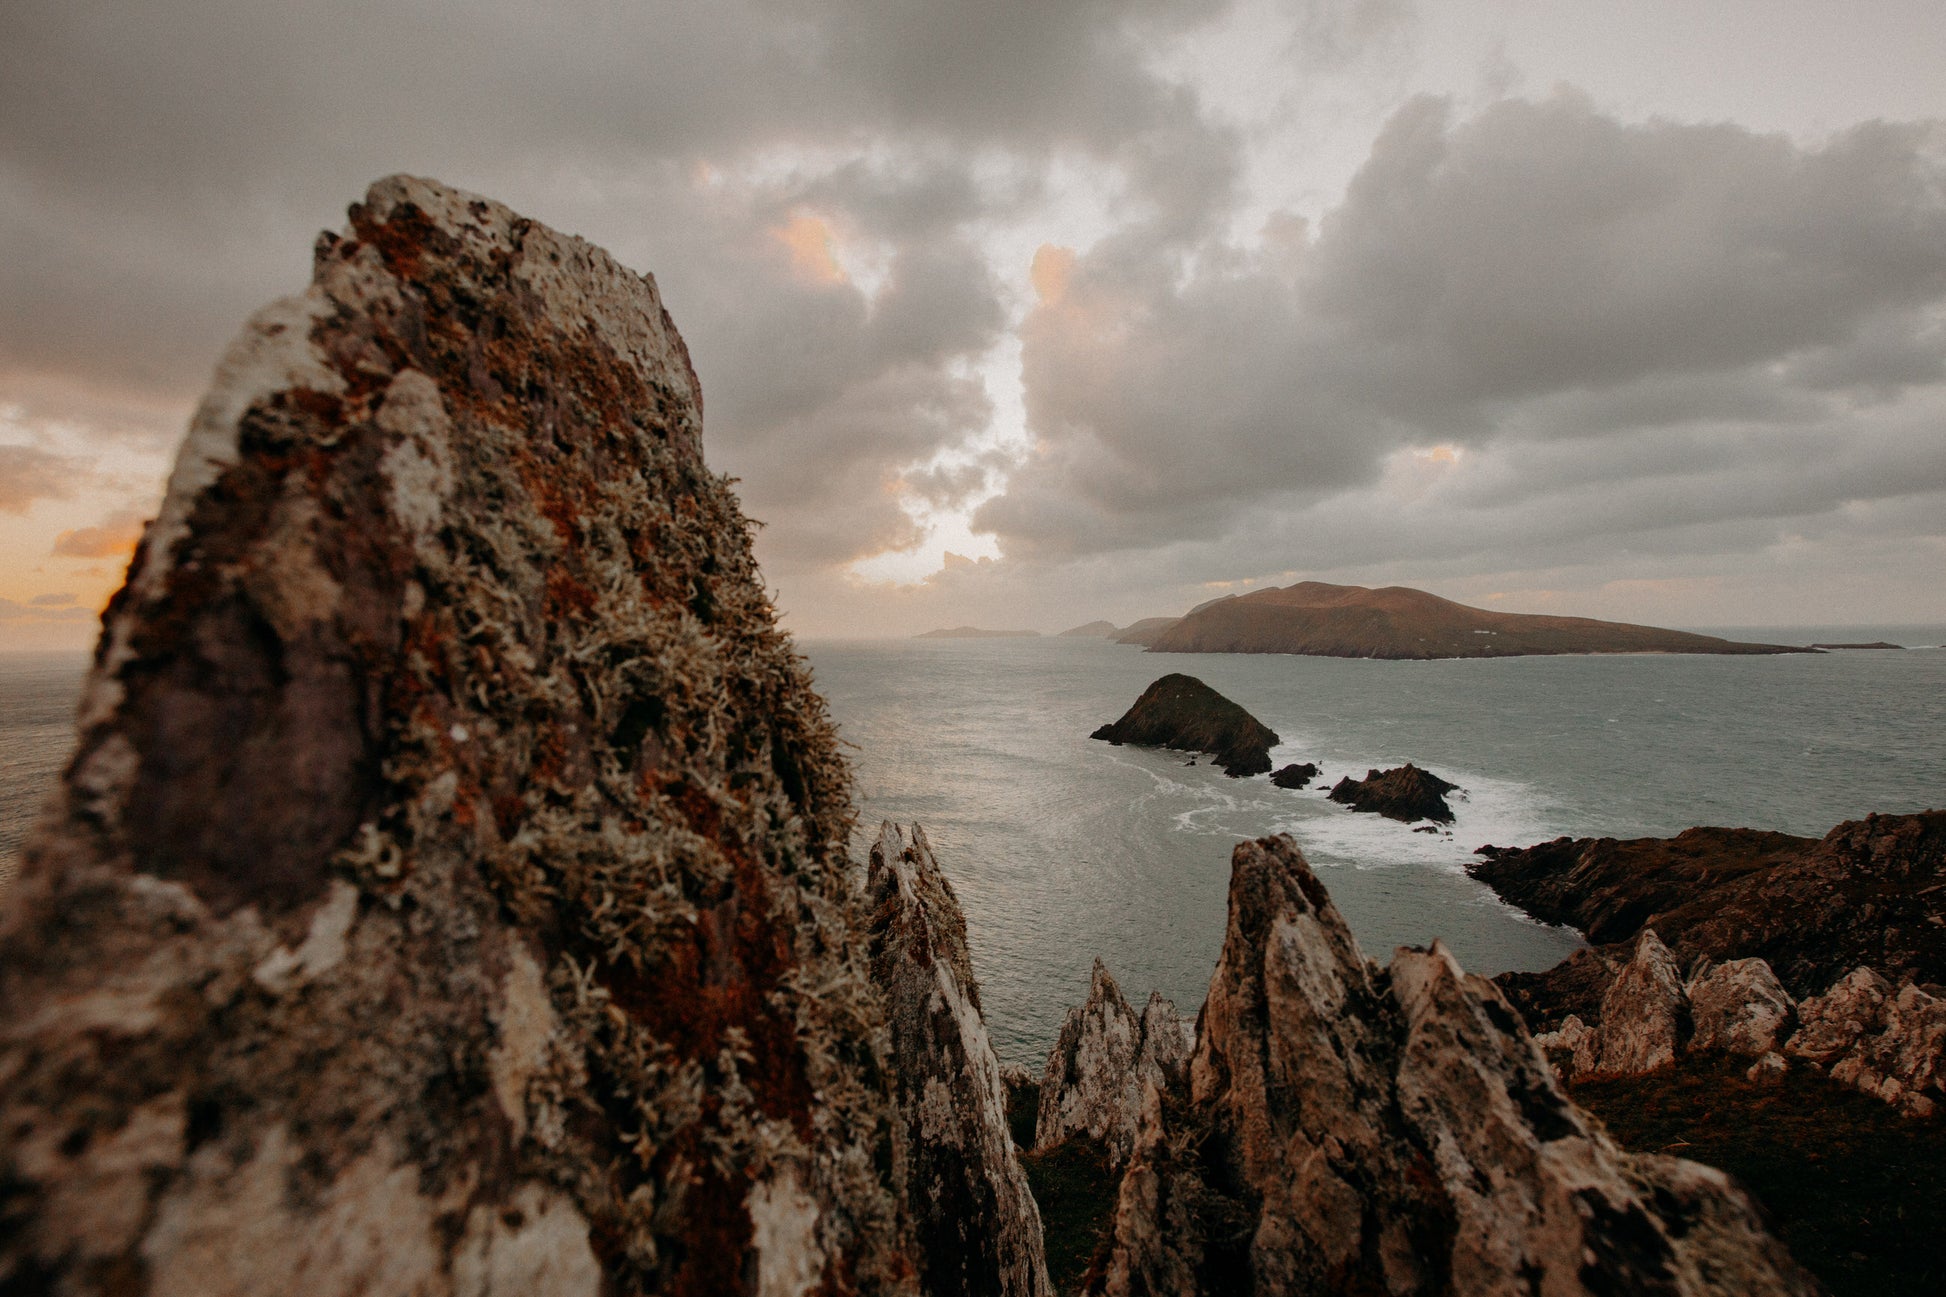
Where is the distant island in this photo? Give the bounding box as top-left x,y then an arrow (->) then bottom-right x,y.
1057,620 -> 1120,637
1135,581 -> 1813,659
1811,641 -> 1905,651
915,626 -> 1042,639
1112,616 -> 1180,646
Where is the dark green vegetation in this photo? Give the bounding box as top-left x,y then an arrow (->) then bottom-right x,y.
1575,1055 -> 1946,1297
1090,673 -> 1279,777
1019,1141 -> 1120,1295
1144,580 -> 1810,658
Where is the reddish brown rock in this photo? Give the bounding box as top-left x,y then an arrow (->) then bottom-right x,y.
0,176 -> 914,1296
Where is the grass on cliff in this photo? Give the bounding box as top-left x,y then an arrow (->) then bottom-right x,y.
1572,1055 -> 1946,1297
1019,1139 -> 1120,1294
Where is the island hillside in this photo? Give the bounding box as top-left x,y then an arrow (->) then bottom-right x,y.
917,625 -> 1041,638
1057,619 -> 1119,637
1111,616 -> 1179,645
1143,580 -> 1811,659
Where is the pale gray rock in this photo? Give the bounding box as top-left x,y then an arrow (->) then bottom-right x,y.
0,176 -> 915,1296
1090,834 -> 1818,1297
868,822 -> 1052,1297
1595,927 -> 1689,1075
1788,967 -> 1945,1117
1746,1051 -> 1790,1084
1531,1012 -> 1596,1079
1036,959 -> 1190,1167
1688,957 -> 1796,1056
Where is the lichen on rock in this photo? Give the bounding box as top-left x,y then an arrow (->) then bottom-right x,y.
0,175 -> 911,1296
1035,960 -> 1189,1168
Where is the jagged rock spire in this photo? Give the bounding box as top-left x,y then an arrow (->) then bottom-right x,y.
867,823 -> 1051,1297
0,176 -> 913,1296
1091,834 -> 1819,1296
1036,960 -> 1189,1167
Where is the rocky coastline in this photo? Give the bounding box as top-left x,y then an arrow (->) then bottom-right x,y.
0,178 -> 1863,1295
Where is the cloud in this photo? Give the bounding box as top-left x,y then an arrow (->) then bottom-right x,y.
52,505 -> 146,559
981,91 -> 1946,579
0,596 -> 94,621
0,443 -> 85,512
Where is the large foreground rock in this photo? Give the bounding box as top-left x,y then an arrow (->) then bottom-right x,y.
1088,835 -> 1817,1296
1089,674 -> 1278,777
1034,960 -> 1189,1167
0,177 -> 916,1295
867,824 -> 1051,1297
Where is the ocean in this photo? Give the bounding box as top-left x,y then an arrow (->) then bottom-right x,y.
4,630 -> 1943,1068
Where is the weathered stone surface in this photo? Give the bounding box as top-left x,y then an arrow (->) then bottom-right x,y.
1088,674 -> 1278,777
1269,762 -> 1319,789
1594,928 -> 1689,1075
1035,960 -> 1189,1168
1787,967 -> 1946,1117
1327,763 -> 1460,823
866,823 -> 1051,1297
1531,1012 -> 1598,1077
1090,835 -> 1816,1296
1689,958 -> 1796,1057
0,176 -> 916,1296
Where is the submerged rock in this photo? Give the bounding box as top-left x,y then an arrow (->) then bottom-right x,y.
1269,761 -> 1319,789
867,823 -> 1051,1297
1089,674 -> 1278,777
1327,763 -> 1460,823
1035,960 -> 1190,1168
1088,836 -> 1816,1296
0,176 -> 915,1295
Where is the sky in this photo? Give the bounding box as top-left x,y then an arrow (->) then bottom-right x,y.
4,0 -> 1946,647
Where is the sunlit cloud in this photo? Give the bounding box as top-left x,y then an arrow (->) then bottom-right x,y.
52,506 -> 147,560
772,211 -> 848,286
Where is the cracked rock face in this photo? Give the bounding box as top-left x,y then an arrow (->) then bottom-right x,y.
1788,967 -> 1946,1117
866,823 -> 1050,1297
1594,928 -> 1689,1075
1089,835 -> 1817,1297
1035,960 -> 1190,1167
1688,958 -> 1796,1057
0,176 -> 914,1297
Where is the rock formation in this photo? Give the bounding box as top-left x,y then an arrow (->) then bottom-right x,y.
1086,835 -> 1817,1296
1142,580 -> 1811,658
1269,761 -> 1319,789
1787,968 -> 1946,1117
1088,674 -> 1278,778
866,824 -> 1051,1297
1589,929 -> 1688,1074
1470,812 -> 1946,998
0,176 -> 916,1296
1034,960 -> 1189,1167
1689,958 -> 1796,1057
1327,763 -> 1460,823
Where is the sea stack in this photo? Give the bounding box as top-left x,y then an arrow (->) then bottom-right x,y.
1328,763 -> 1461,823
1089,674 -> 1278,777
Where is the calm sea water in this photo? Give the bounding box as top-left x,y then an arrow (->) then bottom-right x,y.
4,630 -> 1943,1068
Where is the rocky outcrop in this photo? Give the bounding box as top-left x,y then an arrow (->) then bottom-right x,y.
1327,763 -> 1460,823
0,177 -> 917,1295
1142,580 -> 1811,658
867,824 -> 1051,1297
1086,835 -> 1817,1296
1034,961 -> 1189,1167
1787,968 -> 1946,1117
1589,929 -> 1688,1074
1689,958 -> 1796,1056
1269,762 -> 1319,789
1471,812 -> 1946,1000
1089,674 -> 1278,778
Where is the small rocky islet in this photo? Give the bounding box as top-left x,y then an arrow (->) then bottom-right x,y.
0,176 -> 1926,1296
1088,673 -> 1279,777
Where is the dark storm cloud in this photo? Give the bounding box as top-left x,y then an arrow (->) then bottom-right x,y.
983,90 -> 1946,568
0,0 -> 1235,570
